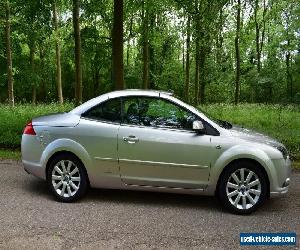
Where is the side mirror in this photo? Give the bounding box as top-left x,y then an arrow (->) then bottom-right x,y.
192,120 -> 205,134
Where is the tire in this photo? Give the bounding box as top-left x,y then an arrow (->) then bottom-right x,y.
47,153 -> 88,202
217,160 -> 268,214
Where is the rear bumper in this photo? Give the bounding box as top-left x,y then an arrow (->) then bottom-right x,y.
22,134 -> 46,180
23,160 -> 46,180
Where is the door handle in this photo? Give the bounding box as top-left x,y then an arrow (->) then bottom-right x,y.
123,135 -> 139,144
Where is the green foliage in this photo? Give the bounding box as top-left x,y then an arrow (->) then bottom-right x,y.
0,103 -> 74,148
0,149 -> 20,160
0,0 -> 299,103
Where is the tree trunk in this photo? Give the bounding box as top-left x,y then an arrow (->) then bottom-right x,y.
112,0 -> 124,90
260,0 -> 267,59
149,13 -> 156,89
198,47 -> 206,104
39,46 -> 46,100
254,0 -> 268,73
184,15 -> 190,102
126,16 -> 133,67
254,0 -> 261,72
216,8 -> 224,64
73,0 -> 82,104
182,32 -> 185,73
5,0 -> 14,107
194,0 -> 200,106
234,0 -> 241,105
194,38 -> 199,106
53,0 -> 63,104
93,68 -> 100,94
149,44 -> 155,89
142,1 -> 149,89
30,44 -> 36,104
286,40 -> 293,101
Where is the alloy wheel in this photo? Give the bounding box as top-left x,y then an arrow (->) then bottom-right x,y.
51,160 -> 81,198
226,168 -> 261,210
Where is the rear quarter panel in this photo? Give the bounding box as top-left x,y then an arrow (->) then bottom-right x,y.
38,124 -> 122,189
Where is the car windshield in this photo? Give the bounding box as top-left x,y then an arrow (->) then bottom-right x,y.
171,94 -> 233,129
181,102 -> 232,129
197,107 -> 232,129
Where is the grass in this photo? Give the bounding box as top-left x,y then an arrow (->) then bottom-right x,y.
0,149 -> 21,160
0,103 -> 74,149
0,103 -> 299,164
293,162 -> 300,170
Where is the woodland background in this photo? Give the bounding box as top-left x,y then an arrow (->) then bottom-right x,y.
0,0 -> 299,105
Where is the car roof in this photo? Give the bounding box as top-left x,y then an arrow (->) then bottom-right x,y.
70,89 -> 174,115
109,89 -> 174,97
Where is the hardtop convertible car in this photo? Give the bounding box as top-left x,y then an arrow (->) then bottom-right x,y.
21,90 -> 291,214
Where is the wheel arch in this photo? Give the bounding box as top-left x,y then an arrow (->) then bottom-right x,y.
215,158 -> 270,197
206,145 -> 273,196
45,150 -> 90,186
41,138 -> 92,176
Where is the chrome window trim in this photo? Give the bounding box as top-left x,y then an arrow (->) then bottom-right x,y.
119,122 -> 197,134
80,117 -> 121,126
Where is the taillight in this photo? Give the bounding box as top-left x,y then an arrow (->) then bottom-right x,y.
23,122 -> 36,135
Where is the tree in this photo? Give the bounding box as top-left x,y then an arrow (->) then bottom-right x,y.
0,0 -> 299,104
5,0 -> 14,106
253,0 -> 268,73
30,42 -> 36,104
53,0 -> 63,104
142,0 -> 149,89
234,0 -> 241,105
112,0 -> 124,90
13,0 -> 51,103
193,0 -> 200,105
184,15 -> 190,102
73,0 -> 82,104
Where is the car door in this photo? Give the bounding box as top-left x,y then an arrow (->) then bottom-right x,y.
118,96 -> 215,189
78,97 -> 121,187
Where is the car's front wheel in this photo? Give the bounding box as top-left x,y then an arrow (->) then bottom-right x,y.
47,153 -> 88,202
218,161 -> 268,214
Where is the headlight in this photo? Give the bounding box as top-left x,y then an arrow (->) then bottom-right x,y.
276,146 -> 288,160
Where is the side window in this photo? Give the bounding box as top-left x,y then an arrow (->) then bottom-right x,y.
82,98 -> 121,123
122,97 -> 197,130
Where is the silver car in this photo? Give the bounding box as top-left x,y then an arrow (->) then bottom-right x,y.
21,90 -> 291,214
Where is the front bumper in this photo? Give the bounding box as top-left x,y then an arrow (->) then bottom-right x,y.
269,157 -> 291,198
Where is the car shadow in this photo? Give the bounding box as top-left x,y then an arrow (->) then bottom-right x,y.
85,187 -> 224,212
23,177 -> 290,215
24,177 -> 224,212
23,177 -> 54,200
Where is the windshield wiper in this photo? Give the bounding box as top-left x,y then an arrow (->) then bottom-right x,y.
217,119 -> 232,129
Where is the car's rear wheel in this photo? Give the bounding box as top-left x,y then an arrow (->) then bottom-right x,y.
47,153 -> 88,202
218,161 -> 267,214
